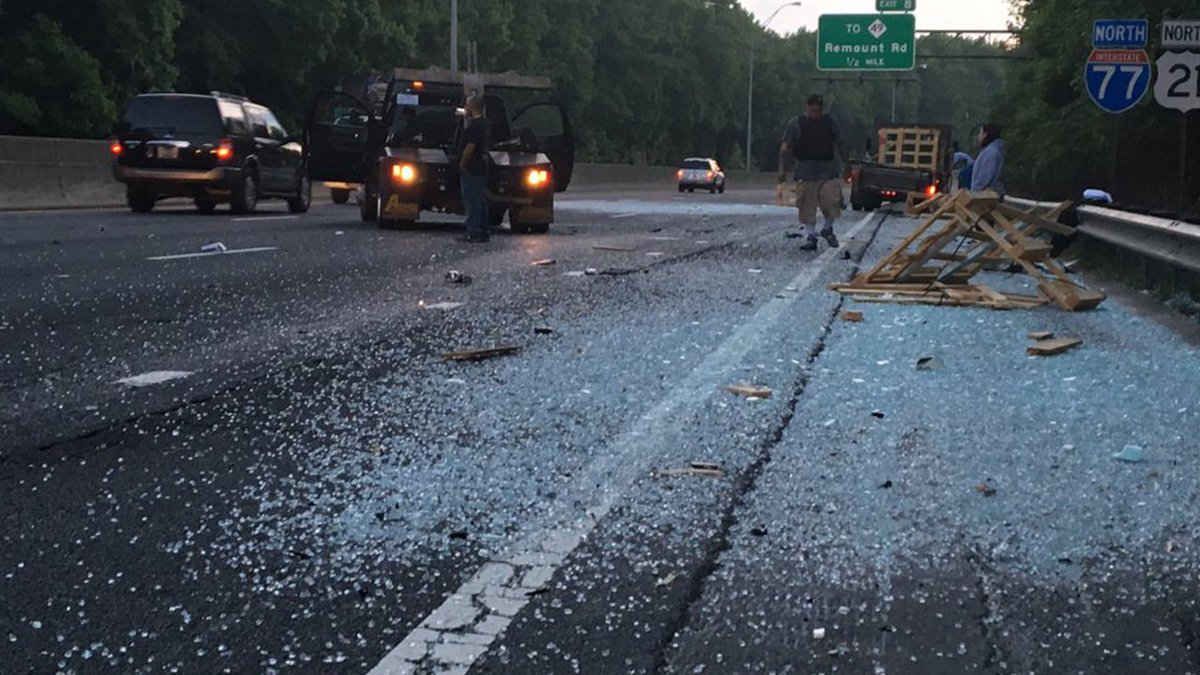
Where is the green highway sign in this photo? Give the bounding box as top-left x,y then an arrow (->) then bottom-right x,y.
877,0 -> 915,10
818,14 -> 916,71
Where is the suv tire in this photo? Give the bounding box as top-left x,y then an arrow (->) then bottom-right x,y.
360,189 -> 379,222
287,174 -> 312,213
195,196 -> 218,214
230,169 -> 259,215
128,187 -> 156,213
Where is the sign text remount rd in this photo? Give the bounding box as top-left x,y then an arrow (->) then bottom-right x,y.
818,14 -> 916,71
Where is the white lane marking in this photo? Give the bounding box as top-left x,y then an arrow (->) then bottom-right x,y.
147,247 -> 277,261
610,212 -> 641,219
366,211 -> 879,675
115,371 -> 193,387
231,215 -> 299,222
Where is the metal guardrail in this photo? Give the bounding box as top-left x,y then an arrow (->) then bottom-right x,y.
1007,196 -> 1200,274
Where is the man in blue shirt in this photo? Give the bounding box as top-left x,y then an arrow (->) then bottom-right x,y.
778,95 -> 848,252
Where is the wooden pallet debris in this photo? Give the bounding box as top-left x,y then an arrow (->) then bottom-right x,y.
723,384 -> 773,399
1026,336 -> 1082,356
441,345 -> 522,362
832,190 -> 1105,312
904,192 -> 947,217
841,310 -> 865,322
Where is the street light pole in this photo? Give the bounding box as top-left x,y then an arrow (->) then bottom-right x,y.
451,0 -> 459,72
747,2 -> 802,171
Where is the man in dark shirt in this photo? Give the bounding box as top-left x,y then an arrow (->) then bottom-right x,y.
458,96 -> 491,243
778,94 -> 848,252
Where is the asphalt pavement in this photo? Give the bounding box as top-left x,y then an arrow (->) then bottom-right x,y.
1,188 -> 1198,674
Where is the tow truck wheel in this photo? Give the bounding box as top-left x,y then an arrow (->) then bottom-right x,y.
287,175 -> 312,214
360,190 -> 379,222
331,188 -> 350,205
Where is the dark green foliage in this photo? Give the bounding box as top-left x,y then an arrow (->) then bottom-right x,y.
0,0 -> 1012,174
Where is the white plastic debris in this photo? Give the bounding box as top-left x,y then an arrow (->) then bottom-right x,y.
1114,445 -> 1144,463
422,302 -> 465,311
116,371 -> 193,387
201,242 -> 227,253
812,627 -> 826,639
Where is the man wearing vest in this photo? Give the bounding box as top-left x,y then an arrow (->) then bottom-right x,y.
778,94 -> 848,252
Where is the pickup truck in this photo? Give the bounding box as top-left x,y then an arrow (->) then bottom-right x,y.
850,124 -> 951,211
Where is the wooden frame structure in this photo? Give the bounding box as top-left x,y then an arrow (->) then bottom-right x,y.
833,191 -> 1106,311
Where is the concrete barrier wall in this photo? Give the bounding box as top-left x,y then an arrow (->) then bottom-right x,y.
0,135 -> 780,210
0,136 -> 125,210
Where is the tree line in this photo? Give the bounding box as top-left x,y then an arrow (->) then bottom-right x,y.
0,0 -> 1011,172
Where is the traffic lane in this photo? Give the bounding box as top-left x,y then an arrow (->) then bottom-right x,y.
0,203 -> 832,673
471,214 -> 883,675
661,217 -> 1200,673
0,194 -> 799,457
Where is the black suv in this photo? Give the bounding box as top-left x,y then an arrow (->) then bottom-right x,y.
111,92 -> 311,214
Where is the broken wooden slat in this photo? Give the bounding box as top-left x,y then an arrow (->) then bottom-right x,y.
723,384 -> 773,399
1028,331 -> 1055,340
441,345 -> 523,362
841,310 -> 864,322
593,245 -> 635,253
1027,337 -> 1082,356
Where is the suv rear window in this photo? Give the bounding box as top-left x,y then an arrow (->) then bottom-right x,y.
122,96 -> 223,135
682,160 -> 710,170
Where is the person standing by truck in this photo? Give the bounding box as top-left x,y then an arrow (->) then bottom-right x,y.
457,96 -> 491,243
969,124 -> 1005,195
778,95 -> 848,251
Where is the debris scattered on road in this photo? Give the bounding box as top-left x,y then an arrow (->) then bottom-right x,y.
724,384 -> 773,399
445,270 -> 472,285
785,231 -> 805,239
812,628 -> 827,640
115,371 -> 193,387
916,356 -> 944,371
748,268 -> 764,275
1027,336 -> 1082,357
593,245 -> 635,253
750,526 -> 768,537
870,410 -> 886,419
531,259 -> 557,266
335,230 -> 345,235
656,573 -> 679,588
584,268 -> 599,276
831,191 -> 1104,311
659,462 -> 723,479
422,302 -> 465,311
446,378 -> 467,386
823,419 -> 836,428
1028,331 -> 1055,340
201,242 -> 227,253
448,531 -> 469,541
1114,445 -> 1145,463
878,480 -> 894,489
564,271 -> 586,277
441,346 -> 522,362
534,327 -> 555,335
975,482 -> 998,497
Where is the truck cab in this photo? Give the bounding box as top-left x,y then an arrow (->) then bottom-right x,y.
304,68 -> 574,234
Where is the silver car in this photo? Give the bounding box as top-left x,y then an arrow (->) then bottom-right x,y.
677,157 -> 726,194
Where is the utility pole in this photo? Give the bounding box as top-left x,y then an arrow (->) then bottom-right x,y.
451,0 -> 459,72
747,2 -> 802,171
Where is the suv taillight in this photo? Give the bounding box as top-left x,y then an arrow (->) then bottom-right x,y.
214,139 -> 234,161
109,141 -> 122,156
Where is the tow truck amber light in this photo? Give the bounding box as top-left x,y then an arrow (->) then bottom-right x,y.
412,81 -> 425,90
392,164 -> 417,183
526,169 -> 550,187
109,141 -> 122,156
214,140 -> 234,161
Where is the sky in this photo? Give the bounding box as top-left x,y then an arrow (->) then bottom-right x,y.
739,0 -> 1015,33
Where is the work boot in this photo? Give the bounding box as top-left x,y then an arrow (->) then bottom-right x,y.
799,237 -> 818,252
820,228 -> 840,248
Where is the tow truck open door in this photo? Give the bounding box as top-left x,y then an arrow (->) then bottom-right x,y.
511,103 -> 574,192
304,91 -> 375,183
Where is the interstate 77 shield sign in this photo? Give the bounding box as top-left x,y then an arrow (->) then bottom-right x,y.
1085,49 -> 1151,113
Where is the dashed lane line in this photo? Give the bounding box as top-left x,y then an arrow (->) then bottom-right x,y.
366,211 -> 880,675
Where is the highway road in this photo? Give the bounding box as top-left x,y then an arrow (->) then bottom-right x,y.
2,190 -> 1199,674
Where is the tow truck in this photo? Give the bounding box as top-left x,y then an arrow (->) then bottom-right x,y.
850,124 -> 952,211
304,68 -> 574,233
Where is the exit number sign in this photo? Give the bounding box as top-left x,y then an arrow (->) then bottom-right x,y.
877,0 -> 915,10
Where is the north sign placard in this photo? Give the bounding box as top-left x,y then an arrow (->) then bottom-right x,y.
1155,51 -> 1200,112
1085,49 -> 1151,114
818,14 -> 916,71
